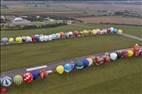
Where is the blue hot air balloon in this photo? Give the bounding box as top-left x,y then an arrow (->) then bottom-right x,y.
82,59 -> 89,68
75,60 -> 84,70
64,63 -> 72,73
31,70 -> 40,80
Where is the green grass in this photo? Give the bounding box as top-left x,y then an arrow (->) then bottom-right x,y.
1,35 -> 141,72
9,57 -> 142,94
1,24 -> 142,94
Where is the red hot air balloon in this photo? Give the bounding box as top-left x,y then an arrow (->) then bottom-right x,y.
133,44 -> 140,56
23,72 -> 33,84
40,70 -> 48,80
103,53 -> 110,64
0,87 -> 8,94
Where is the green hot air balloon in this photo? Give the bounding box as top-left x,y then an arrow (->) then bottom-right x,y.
13,75 -> 23,86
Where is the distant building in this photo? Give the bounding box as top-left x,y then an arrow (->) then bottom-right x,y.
11,17 -> 31,25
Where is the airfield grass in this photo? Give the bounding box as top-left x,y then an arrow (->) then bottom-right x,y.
1,35 -> 142,72
9,57 -> 142,94
1,24 -> 142,94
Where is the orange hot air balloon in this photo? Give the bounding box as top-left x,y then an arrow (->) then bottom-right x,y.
40,70 -> 48,80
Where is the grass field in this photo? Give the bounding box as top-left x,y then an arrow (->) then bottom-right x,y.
9,57 -> 142,94
1,23 -> 142,94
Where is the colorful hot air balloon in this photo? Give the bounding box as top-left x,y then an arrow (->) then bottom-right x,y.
56,65 -> 64,74
75,60 -> 84,70
64,63 -> 72,73
23,72 -> 33,84
8,37 -> 14,44
94,56 -> 104,65
0,87 -> 8,94
15,37 -> 22,43
1,37 -> 8,45
31,70 -> 40,80
82,59 -> 89,68
1,76 -> 12,87
40,70 -> 48,80
127,50 -> 134,57
117,29 -> 123,34
13,75 -> 23,86
110,52 -> 118,61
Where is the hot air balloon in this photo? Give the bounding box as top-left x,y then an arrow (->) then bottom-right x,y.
56,65 -> 64,74
75,60 -> 84,70
1,37 -> 8,45
1,76 -> 12,87
117,29 -> 123,34
94,56 -> 104,65
103,53 -> 110,64
110,52 -> 118,61
15,37 -> 22,43
0,87 -> 8,94
64,63 -> 73,73
23,72 -> 33,84
13,75 -> 23,86
127,49 -> 134,57
8,37 -> 14,44
133,44 -> 140,56
82,59 -> 89,68
40,70 -> 48,80
31,70 -> 40,80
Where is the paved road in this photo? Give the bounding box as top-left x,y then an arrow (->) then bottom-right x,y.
118,33 -> 142,42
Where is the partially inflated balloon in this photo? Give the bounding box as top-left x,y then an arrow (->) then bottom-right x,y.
31,70 -> 40,80
8,37 -> 14,44
40,70 -> 48,80
110,52 -> 118,61
23,72 -> 33,84
127,50 -> 134,57
118,29 -> 123,34
13,75 -> 23,85
0,87 -> 8,94
64,63 -> 72,73
75,60 -> 84,70
56,65 -> 64,74
15,37 -> 22,43
1,76 -> 12,87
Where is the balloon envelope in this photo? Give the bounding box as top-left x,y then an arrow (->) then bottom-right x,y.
110,52 -> 118,61
1,76 -> 12,87
127,50 -> 134,57
9,37 -> 14,43
31,70 -> 40,80
75,60 -> 84,69
64,63 -> 72,73
40,70 -> 48,79
23,72 -> 33,84
13,75 -> 23,85
56,65 -> 64,74
82,59 -> 89,67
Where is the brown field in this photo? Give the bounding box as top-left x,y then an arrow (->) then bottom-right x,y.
77,16 -> 142,25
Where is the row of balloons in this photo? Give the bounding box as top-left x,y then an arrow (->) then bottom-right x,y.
1,27 -> 123,45
56,44 -> 142,74
0,44 -> 141,93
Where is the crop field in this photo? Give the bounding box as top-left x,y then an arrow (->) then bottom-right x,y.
77,16 -> 142,26
1,22 -> 142,94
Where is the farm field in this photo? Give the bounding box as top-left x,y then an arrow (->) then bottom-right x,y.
77,16 -> 142,26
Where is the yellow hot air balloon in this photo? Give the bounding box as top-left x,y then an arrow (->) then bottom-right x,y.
127,50 -> 134,57
56,65 -> 64,74
118,29 -> 123,34
9,37 -> 14,44
16,37 -> 22,43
